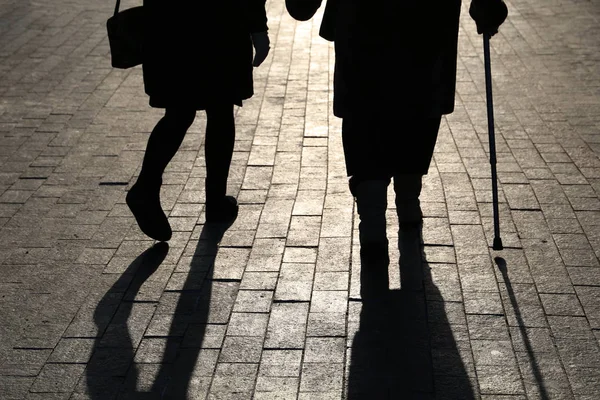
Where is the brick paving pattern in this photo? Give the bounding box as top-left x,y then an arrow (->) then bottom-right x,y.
1,0 -> 600,398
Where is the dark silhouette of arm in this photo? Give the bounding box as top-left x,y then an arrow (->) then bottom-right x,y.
318,0 -> 338,41
246,0 -> 268,33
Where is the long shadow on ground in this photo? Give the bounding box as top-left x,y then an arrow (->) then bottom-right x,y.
346,229 -> 477,399
86,218 -> 235,399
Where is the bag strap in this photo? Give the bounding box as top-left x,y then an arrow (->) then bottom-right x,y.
113,0 -> 121,17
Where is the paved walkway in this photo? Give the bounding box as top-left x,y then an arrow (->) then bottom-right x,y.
1,0 -> 600,398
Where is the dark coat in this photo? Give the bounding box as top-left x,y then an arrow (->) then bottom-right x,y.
319,0 -> 462,118
142,0 -> 268,109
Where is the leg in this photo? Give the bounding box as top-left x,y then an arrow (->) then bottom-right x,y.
393,173 -> 423,230
392,116 -> 441,230
204,103 -> 238,222
127,107 -> 196,241
343,115 -> 392,299
138,108 -> 196,185
350,176 -> 390,246
350,176 -> 391,301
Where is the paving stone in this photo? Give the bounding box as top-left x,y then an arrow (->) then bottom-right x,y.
555,339 -> 600,369
467,314 -> 511,341
282,247 -> 317,264
539,293 -> 584,316
508,327 -> 556,354
275,263 -> 314,301
0,376 -> 35,399
515,351 -> 573,399
30,363 -> 86,393
310,291 -> 347,314
463,291 -> 504,315
246,238 -> 286,272
304,337 -> 345,363
219,336 -> 264,363
255,376 -> 299,394
239,271 -> 279,290
47,338 -> 95,364
233,290 -> 273,313
500,283 -> 548,328
573,286 -> 600,329
0,1 -> 600,398
210,363 -> 258,394
306,313 -> 346,337
313,272 -> 349,291
0,349 -> 52,377
181,324 -> 227,349
315,237 -> 351,272
299,363 -> 344,393
424,263 -> 463,302
547,316 -> 595,340
293,190 -> 325,216
320,208 -> 352,238
476,363 -> 525,395
567,267 -> 600,287
265,303 -> 308,349
212,247 -> 251,280
226,312 -> 269,337
564,366 -> 600,396
472,340 -> 517,366
422,245 -> 456,264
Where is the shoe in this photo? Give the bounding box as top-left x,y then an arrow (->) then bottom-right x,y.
205,196 -> 239,223
126,182 -> 172,242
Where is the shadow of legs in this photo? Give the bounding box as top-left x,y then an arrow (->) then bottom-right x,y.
151,218 -> 236,398
87,242 -> 169,399
348,227 -> 478,399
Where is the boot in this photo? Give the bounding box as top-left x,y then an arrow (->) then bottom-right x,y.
205,195 -> 239,223
352,178 -> 390,300
126,178 -> 172,242
394,174 -> 423,231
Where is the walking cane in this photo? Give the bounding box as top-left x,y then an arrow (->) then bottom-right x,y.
483,33 -> 503,251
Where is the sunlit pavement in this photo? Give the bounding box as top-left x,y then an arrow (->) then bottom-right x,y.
1,0 -> 599,398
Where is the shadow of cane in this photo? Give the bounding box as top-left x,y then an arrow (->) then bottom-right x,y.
496,257 -> 550,400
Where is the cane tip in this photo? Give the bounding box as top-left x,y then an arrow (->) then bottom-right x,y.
493,237 -> 504,251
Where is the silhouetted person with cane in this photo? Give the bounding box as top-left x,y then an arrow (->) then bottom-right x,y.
126,0 -> 270,242
286,0 -> 507,297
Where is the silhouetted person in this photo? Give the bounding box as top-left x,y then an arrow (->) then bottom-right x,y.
126,0 -> 270,241
287,0 -> 507,297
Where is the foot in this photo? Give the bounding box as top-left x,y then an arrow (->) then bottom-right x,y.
126,182 -> 172,242
205,196 -> 239,223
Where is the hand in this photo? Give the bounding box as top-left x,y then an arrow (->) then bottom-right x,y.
285,0 -> 322,21
251,31 -> 270,67
469,0 -> 508,36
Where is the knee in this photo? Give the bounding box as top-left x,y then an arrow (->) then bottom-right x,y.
349,175 -> 391,197
164,108 -> 196,130
206,104 -> 234,126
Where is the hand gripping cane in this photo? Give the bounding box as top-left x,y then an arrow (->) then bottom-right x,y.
483,33 -> 503,251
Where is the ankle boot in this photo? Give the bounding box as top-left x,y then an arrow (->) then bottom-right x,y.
205,196 -> 239,223
394,174 -> 423,231
126,178 -> 172,242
